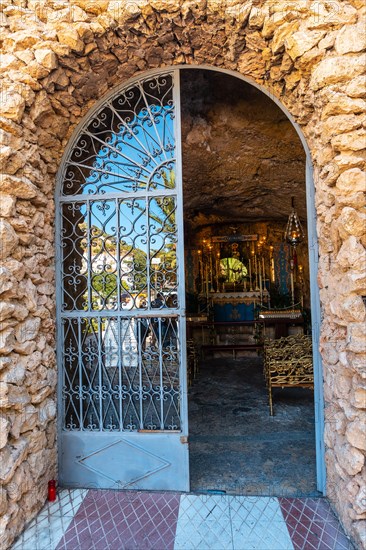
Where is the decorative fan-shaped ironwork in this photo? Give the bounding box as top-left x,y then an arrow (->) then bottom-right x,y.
61,75 -> 176,197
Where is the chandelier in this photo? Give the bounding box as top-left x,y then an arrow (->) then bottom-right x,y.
285,197 -> 304,248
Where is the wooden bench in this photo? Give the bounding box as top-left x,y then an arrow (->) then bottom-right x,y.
201,343 -> 263,359
264,335 -> 313,416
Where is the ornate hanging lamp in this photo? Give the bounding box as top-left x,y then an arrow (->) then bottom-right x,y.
285,197 -> 304,248
285,197 -> 305,308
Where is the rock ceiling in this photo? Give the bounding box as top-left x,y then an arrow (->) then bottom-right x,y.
181,70 -> 307,229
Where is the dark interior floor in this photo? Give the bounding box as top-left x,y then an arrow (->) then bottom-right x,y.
188,356 -> 318,497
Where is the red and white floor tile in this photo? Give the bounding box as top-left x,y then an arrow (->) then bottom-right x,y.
12,490 -> 354,550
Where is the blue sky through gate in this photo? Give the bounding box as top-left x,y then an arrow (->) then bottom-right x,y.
78,103 -> 176,257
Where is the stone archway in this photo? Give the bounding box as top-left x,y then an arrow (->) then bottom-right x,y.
1,2 -> 365,547
53,62 -> 323,497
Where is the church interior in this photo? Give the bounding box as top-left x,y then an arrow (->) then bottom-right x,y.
180,69 -> 316,495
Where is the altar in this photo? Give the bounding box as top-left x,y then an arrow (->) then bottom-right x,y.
212,291 -> 269,322
186,223 -> 309,327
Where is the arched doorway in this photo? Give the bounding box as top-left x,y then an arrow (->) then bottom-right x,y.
180,68 -> 324,496
56,66 -> 325,494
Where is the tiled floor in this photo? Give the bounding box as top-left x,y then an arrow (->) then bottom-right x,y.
12,489 -> 355,550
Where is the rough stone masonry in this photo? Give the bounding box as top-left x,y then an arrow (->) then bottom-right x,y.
0,1 -> 365,548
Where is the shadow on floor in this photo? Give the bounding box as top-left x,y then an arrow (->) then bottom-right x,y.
188,355 -> 318,497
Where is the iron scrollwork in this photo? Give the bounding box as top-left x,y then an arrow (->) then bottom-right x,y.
59,73 -> 182,432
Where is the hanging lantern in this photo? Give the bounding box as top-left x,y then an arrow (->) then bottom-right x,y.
285,197 -> 304,248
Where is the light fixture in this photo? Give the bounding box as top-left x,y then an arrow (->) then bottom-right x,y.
285,197 -> 304,248
285,197 -> 305,307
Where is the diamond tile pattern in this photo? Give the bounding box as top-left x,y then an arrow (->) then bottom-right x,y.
56,490 -> 180,550
231,497 -> 294,550
175,495 -> 294,550
279,498 -> 355,550
12,490 -> 355,550
12,489 -> 87,550
175,494 -> 233,549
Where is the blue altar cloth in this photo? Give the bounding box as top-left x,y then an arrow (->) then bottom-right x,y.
213,302 -> 255,322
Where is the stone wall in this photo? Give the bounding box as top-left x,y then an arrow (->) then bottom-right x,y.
0,1 -> 365,548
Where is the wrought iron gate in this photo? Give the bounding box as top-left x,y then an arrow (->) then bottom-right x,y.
56,70 -> 189,490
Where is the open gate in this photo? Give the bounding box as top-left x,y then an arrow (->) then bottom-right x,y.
56,70 -> 189,491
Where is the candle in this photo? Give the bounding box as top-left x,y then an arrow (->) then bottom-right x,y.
198,250 -> 203,291
259,272 -> 263,304
271,258 -> 275,283
216,258 -> 220,292
254,254 -> 257,281
290,258 -> 295,307
249,259 -> 252,290
209,251 -> 213,291
48,480 -> 56,501
268,258 -> 271,284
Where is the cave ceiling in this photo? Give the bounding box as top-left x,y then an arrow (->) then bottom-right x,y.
180,70 -> 307,229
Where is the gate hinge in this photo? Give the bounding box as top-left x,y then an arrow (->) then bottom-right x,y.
180,435 -> 189,444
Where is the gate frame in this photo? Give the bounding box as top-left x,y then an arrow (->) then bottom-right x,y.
55,64 -> 326,495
